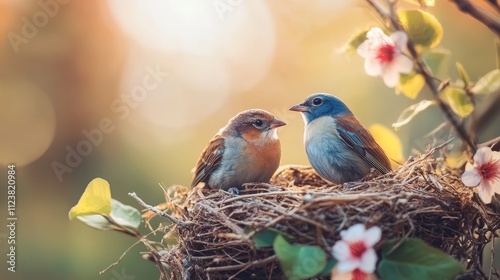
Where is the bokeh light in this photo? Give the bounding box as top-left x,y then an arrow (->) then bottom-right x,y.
0,81 -> 55,166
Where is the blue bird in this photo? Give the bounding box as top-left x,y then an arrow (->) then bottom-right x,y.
289,93 -> 392,184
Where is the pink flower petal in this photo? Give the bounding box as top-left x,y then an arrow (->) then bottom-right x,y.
381,67 -> 401,88
360,248 -> 378,273
478,180 -> 494,204
391,55 -> 413,74
364,58 -> 383,76
332,241 -> 352,261
341,224 -> 366,242
461,169 -> 481,187
357,40 -> 371,58
493,179 -> 500,195
337,259 -> 361,273
390,31 -> 408,50
474,147 -> 492,165
366,28 -> 388,41
464,161 -> 474,171
363,226 -> 382,247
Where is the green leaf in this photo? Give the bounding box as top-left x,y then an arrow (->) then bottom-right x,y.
396,71 -> 425,99
110,199 -> 142,229
342,29 -> 370,54
319,259 -> 337,277
423,48 -> 451,77
76,215 -> 112,230
456,62 -> 471,87
472,69 -> 500,95
75,199 -> 142,231
398,10 -> 443,50
274,235 -> 327,280
253,228 -> 283,248
444,87 -> 473,117
69,178 -> 112,220
392,99 -> 435,130
378,238 -> 464,280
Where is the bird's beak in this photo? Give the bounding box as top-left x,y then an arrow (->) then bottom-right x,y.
270,119 -> 286,129
289,104 -> 309,112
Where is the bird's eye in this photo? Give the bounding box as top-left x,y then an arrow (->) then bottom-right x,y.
312,97 -> 323,106
253,119 -> 263,127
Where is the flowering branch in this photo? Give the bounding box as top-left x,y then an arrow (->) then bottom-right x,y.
365,0 -> 478,154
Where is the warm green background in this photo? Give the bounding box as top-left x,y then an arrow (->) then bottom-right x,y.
0,1 -> 498,279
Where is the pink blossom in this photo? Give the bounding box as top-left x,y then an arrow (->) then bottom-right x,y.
357,28 -> 413,88
331,267 -> 378,280
332,224 -> 381,276
461,147 -> 500,204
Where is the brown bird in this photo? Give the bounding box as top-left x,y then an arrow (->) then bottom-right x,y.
191,109 -> 286,190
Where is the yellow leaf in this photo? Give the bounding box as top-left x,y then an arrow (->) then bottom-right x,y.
398,10 -> 443,50
396,72 -> 425,99
444,88 -> 473,118
445,151 -> 467,169
369,124 -> 404,168
342,29 -> 370,54
69,178 -> 112,220
455,62 -> 470,87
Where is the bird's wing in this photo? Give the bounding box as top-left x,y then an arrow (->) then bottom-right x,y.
335,116 -> 392,174
191,135 -> 225,188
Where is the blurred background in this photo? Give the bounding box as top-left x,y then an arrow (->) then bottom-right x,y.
0,0 -> 498,279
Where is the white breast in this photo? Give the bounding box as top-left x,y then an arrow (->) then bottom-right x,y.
304,116 -> 338,146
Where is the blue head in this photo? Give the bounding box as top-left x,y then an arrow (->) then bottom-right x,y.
289,93 -> 352,124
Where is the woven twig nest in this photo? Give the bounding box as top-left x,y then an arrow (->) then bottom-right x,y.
156,147 -> 500,280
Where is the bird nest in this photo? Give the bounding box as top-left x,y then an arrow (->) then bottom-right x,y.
149,146 -> 500,280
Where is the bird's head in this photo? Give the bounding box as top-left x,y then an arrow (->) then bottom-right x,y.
289,93 -> 352,124
226,109 -> 286,144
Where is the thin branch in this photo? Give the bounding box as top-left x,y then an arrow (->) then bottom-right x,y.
478,136 -> 500,148
205,255 -> 277,272
485,0 -> 500,15
489,237 -> 495,280
100,237 -> 147,274
129,192 -> 190,227
450,0 -> 500,36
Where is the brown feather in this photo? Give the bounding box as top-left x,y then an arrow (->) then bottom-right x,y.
191,135 -> 225,188
336,115 -> 392,174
